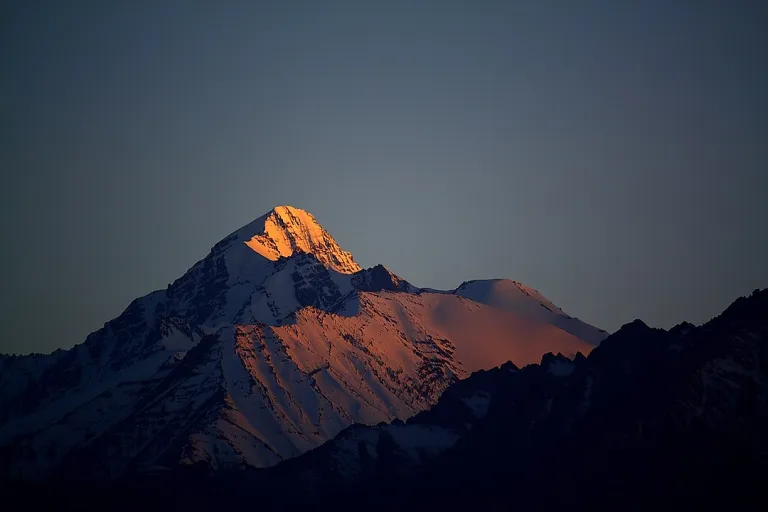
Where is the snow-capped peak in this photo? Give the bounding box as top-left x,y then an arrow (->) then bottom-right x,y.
230,205 -> 361,274
0,205 -> 609,479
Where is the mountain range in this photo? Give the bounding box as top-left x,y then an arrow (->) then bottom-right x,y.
7,288 -> 767,511
0,205 -> 606,479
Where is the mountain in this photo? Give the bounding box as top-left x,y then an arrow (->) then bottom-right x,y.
11,288 -> 765,511
244,288 -> 767,510
0,205 -> 605,479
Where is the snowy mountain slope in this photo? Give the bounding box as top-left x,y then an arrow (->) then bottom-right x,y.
263,360 -> 523,491
453,279 -> 608,344
0,205 -> 603,479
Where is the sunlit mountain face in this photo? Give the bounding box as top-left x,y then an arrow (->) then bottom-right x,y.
0,205 -> 605,479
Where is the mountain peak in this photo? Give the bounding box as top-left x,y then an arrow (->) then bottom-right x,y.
233,205 -> 361,274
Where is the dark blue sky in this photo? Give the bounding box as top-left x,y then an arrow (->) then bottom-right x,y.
2,1 -> 767,354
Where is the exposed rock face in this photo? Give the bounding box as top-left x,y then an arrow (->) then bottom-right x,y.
0,205 -> 603,480
351,264 -> 417,293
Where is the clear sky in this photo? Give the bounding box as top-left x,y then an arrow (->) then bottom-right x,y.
2,1 -> 767,355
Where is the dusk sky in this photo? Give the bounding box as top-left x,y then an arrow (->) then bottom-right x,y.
2,0 -> 767,355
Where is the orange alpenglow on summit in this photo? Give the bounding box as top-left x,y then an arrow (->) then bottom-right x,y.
0,205 -> 605,478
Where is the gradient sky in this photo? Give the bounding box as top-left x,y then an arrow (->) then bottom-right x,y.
2,0 -> 767,355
